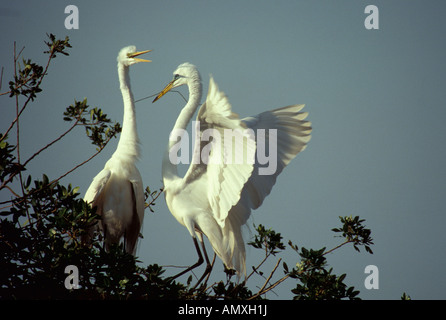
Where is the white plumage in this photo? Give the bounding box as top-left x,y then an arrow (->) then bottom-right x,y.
83,46 -> 151,255
153,63 -> 311,282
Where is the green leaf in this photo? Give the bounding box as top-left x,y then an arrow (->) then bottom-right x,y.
283,261 -> 289,273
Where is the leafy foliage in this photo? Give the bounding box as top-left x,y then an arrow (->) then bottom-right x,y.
0,134 -> 18,185
248,224 -> 286,256
44,33 -> 72,58
332,215 -> 374,254
8,59 -> 43,100
401,292 -> 411,300
63,98 -> 122,149
288,247 -> 360,300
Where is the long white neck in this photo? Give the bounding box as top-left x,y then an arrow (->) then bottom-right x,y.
162,78 -> 202,184
114,62 -> 140,160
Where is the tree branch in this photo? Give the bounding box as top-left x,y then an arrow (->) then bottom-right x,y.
144,187 -> 164,210
249,258 -> 282,300
2,42 -> 54,143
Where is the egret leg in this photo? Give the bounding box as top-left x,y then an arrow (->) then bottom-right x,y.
204,253 -> 216,284
169,236 -> 204,280
192,236 -> 214,289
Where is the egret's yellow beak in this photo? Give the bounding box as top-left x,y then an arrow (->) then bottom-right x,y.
128,49 -> 152,62
153,78 -> 175,102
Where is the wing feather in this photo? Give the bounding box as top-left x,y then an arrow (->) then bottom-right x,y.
126,174 -> 145,254
129,171 -> 145,227
229,104 -> 312,227
182,77 -> 256,228
83,168 -> 112,205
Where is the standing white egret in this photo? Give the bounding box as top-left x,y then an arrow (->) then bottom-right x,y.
83,46 -> 151,255
153,63 -> 311,282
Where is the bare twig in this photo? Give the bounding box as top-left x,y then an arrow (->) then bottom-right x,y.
1,184 -> 21,198
248,258 -> 282,300
23,120 -> 79,168
2,42 -> 53,143
323,239 -> 351,256
0,46 -> 24,97
0,111 -> 85,193
12,42 -> 31,221
0,134 -> 113,207
135,90 -> 188,103
246,240 -> 275,282
0,66 -> 3,92
49,135 -> 114,185
246,238 -> 355,300
249,273 -> 290,300
144,187 -> 164,210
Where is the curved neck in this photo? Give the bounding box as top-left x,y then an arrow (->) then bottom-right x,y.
162,79 -> 202,184
115,62 -> 140,160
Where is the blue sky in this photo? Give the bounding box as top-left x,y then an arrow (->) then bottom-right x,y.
1,1 -> 446,299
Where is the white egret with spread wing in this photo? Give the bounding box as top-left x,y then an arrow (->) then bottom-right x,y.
153,63 -> 311,283
83,46 -> 151,255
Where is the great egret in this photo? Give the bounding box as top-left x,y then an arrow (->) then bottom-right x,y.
83,46 -> 151,255
153,63 -> 311,283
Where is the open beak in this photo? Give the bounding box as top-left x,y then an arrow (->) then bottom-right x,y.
129,49 -> 152,62
153,78 -> 176,102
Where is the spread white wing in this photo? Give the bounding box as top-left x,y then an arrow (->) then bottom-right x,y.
230,104 -> 312,227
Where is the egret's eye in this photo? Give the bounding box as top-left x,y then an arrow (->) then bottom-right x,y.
174,74 -> 181,80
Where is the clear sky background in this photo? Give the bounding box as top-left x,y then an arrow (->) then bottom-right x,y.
1,1 -> 446,300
